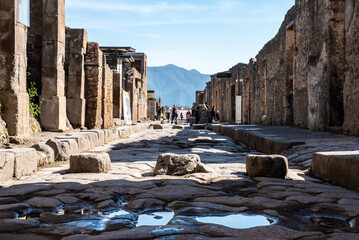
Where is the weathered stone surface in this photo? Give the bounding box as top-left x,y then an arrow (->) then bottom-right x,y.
0,219 -> 40,232
154,153 -> 210,176
0,184 -> 52,197
0,203 -> 31,214
0,211 -> 18,219
62,134 -> 90,152
58,138 -> 79,155
246,155 -> 288,179
26,197 -> 63,208
192,124 -> 205,130
1,148 -> 38,178
126,198 -> 165,210
0,118 -> 8,145
173,125 -> 185,130
82,130 -> 105,146
31,143 -> 55,165
152,124 -> 164,130
46,138 -> 70,162
312,151 -> 359,191
37,151 -> 48,167
0,151 -> 14,182
70,153 -> 111,173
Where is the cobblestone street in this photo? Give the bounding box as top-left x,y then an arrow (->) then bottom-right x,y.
1,125 -> 359,239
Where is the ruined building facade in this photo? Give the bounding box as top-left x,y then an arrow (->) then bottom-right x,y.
197,0 -> 359,135
0,0 -> 148,144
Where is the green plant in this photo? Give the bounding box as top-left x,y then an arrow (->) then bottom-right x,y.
26,72 -> 41,118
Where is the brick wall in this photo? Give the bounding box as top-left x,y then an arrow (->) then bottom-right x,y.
85,42 -> 103,129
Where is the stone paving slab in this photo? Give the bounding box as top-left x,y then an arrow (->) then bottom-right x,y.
0,124 -> 358,239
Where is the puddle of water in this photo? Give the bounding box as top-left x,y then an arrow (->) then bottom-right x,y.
195,213 -> 275,229
136,211 -> 175,227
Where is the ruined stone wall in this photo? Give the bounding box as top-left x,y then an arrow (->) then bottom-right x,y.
294,0 -> 345,130
102,56 -> 113,129
85,42 -> 103,129
243,59 -> 257,124
343,0 -> 359,135
255,7 -> 296,126
113,71 -> 122,119
27,0 -> 43,95
0,0 -> 30,136
65,28 -> 87,129
211,77 -> 227,121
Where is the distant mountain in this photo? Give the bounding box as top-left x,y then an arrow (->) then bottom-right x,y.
147,64 -> 210,107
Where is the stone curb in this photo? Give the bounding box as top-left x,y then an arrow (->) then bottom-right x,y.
0,123 -> 150,182
212,124 -> 305,154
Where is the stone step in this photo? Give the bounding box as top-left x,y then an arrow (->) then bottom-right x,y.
312,151 -> 359,192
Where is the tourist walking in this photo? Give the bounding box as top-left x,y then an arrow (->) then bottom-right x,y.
166,111 -> 170,123
186,110 -> 191,123
180,112 -> 184,122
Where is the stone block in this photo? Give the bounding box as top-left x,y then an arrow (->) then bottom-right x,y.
192,124 -> 205,130
37,151 -> 48,167
189,117 -> 196,127
70,153 -> 111,173
154,153 -> 203,176
0,149 -> 38,179
173,125 -> 185,130
80,131 -> 98,148
58,139 -> 79,155
152,124 -> 163,130
67,98 -> 86,128
46,138 -> 70,162
82,130 -> 105,146
62,135 -> 90,152
0,151 -> 15,182
31,143 -> 55,165
246,155 -> 288,179
40,96 -> 67,131
312,151 -> 359,192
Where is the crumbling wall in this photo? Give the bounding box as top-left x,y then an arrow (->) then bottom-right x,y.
344,0 -> 359,135
255,7 -> 296,125
85,42 -> 103,129
0,0 -> 30,136
294,0 -> 345,131
243,59 -> 257,124
102,56 -> 113,129
66,28 -> 87,129
113,71 -> 122,119
27,0 -> 43,97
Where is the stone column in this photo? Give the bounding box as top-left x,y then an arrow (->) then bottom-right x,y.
85,42 -> 103,129
40,0 -> 67,131
0,0 -> 30,136
102,56 -> 113,129
66,29 -> 87,129
113,58 -> 122,119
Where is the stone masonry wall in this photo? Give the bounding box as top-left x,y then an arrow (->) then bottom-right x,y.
102,56 -> 113,129
256,6 -> 296,126
113,71 -> 122,119
40,0 -> 67,131
66,28 -> 87,129
85,42 -> 103,129
243,59 -> 257,124
27,0 -> 43,97
343,0 -> 359,135
0,0 -> 30,136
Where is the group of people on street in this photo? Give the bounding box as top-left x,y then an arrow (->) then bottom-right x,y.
156,104 -> 220,125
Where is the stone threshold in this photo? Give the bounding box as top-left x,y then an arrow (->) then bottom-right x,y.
0,123 -> 150,183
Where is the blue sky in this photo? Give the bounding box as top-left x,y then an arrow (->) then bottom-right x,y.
65,0 -> 295,74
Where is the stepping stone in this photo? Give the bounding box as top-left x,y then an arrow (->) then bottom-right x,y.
246,155 -> 288,179
192,124 -> 205,130
70,153 -> 112,173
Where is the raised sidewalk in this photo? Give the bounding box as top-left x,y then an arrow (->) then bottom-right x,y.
212,124 -> 359,191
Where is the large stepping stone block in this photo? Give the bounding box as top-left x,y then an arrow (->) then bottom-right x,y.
0,149 -> 37,179
312,151 -> 359,191
0,151 -> 15,182
154,153 -> 214,176
192,124 -> 205,130
246,155 -> 288,179
70,153 -> 112,173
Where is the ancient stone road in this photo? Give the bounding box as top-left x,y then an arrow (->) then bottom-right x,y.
0,125 -> 359,239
